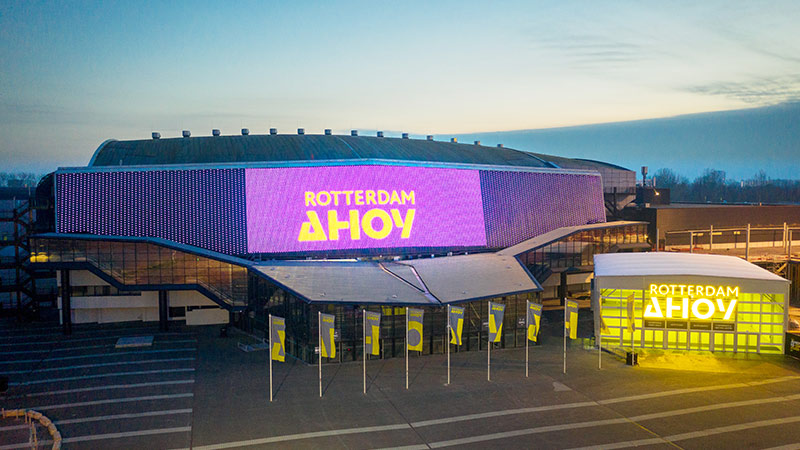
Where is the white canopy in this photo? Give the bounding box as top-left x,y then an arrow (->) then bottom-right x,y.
594,252 -> 788,283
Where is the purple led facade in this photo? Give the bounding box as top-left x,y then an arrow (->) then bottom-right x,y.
245,166 -> 487,253
56,169 -> 247,254
479,170 -> 606,248
55,164 -> 605,256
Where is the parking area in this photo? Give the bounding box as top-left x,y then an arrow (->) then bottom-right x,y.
5,320 -> 800,449
0,321 -> 196,449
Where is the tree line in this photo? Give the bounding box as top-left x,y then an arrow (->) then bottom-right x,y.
653,168 -> 800,204
0,172 -> 43,188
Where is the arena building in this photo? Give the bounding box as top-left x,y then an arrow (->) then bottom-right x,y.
30,129 -> 648,363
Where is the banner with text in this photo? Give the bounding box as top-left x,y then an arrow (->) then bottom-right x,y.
245,165 -> 487,253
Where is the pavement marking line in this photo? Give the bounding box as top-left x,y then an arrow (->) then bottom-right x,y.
425,418 -> 629,448
0,329 -> 192,341
381,446 -> 430,450
0,347 -> 197,364
0,339 -> 197,356
30,392 -> 194,410
187,424 -> 413,450
0,424 -> 30,432
0,440 -> 54,450
748,375 -> 800,386
410,401 -> 598,427
24,379 -> 195,397
627,393 -> 800,422
409,378 -> 800,429
10,367 -> 195,385
0,333 -> 195,347
55,408 -> 193,425
0,356 -> 195,375
61,426 -> 192,443
568,415 -> 800,450
598,375 -> 800,405
423,394 -> 800,448
597,382 -> 750,404
761,444 -> 800,450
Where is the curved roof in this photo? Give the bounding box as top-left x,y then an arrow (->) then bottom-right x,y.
89,134 -> 558,168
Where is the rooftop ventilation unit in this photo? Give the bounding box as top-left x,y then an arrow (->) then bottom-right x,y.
351,130 -> 358,136
298,128 -> 305,135
269,128 -> 277,135
474,140 -> 481,145
426,135 -> 433,141
450,137 -> 457,143
497,144 -> 504,148
324,129 -> 332,135
182,130 -> 191,138
151,132 -> 161,140
241,128 -> 250,136
212,129 -> 221,137
377,131 -> 384,138
402,133 -> 409,139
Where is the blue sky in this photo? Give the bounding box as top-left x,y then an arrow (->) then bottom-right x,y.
1,1 -> 799,176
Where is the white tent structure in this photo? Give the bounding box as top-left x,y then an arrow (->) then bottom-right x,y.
593,252 -> 790,354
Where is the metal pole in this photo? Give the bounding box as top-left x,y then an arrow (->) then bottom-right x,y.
789,230 -> 793,259
563,299 -> 567,374
525,302 -> 529,378
318,311 -> 322,398
405,307 -> 409,390
746,224 -> 751,261
269,314 -> 273,402
709,225 -> 713,251
446,305 -> 451,385
784,222 -> 788,250
487,318 -> 491,382
363,309 -> 367,394
689,231 -> 693,253
599,333 -> 602,369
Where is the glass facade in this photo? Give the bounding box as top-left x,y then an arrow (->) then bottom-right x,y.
598,287 -> 785,354
517,223 -> 648,282
241,273 -> 539,364
30,237 -> 249,309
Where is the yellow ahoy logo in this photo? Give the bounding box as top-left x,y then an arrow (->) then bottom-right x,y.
644,284 -> 739,321
643,297 -> 737,320
298,189 -> 416,242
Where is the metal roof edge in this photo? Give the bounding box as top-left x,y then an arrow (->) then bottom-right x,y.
54,158 -> 602,177
88,139 -> 118,167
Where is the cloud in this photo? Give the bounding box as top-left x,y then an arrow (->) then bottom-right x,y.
686,74 -> 800,105
530,33 -> 651,70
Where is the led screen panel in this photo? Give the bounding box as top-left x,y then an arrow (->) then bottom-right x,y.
480,170 -> 606,248
56,169 -> 247,254
55,163 -> 606,256
245,165 -> 487,253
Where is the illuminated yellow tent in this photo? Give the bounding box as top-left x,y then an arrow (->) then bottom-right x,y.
593,253 -> 789,354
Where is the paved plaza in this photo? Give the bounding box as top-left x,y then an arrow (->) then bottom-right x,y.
4,317 -> 800,449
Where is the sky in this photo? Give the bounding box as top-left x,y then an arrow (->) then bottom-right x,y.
1,0 -> 799,176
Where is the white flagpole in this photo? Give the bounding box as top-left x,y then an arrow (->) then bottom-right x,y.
526,301 -> 529,378
269,314 -> 273,402
487,302 -> 491,382
363,309 -> 367,394
563,299 -> 567,374
446,305 -> 451,386
318,311 -> 322,398
405,307 -> 409,390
